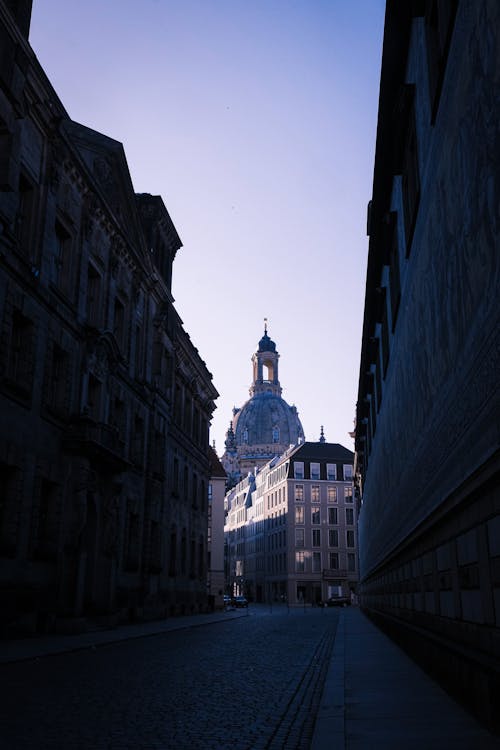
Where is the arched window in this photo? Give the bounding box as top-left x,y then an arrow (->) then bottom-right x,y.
272,425 -> 280,443
243,428 -> 249,443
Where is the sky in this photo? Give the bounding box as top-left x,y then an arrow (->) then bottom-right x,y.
30,0 -> 386,454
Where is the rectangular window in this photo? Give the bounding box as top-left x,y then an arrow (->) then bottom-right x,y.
311,484 -> 320,502
326,463 -> 337,481
346,508 -> 354,525
348,553 -> 356,572
16,172 -> 36,259
312,551 -> 321,573
328,529 -> 339,547
294,462 -> 304,479
295,550 -> 305,572
328,507 -> 338,525
343,464 -> 353,480
114,297 -> 126,350
295,506 -> 304,524
345,487 -> 353,503
347,530 -> 355,548
52,219 -> 72,296
312,529 -> 321,547
329,552 -> 339,570
311,506 -> 320,525
295,528 -> 305,548
8,309 -> 34,393
295,484 -> 304,502
86,263 -> 102,327
310,462 -> 320,480
47,344 -> 69,415
327,486 -> 337,503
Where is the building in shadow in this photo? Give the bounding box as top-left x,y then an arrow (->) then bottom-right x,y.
0,1 -> 218,633
355,0 -> 500,730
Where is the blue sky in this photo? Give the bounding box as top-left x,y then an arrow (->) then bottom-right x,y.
30,0 -> 386,453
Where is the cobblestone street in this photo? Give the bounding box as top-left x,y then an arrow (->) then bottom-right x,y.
0,607 -> 339,750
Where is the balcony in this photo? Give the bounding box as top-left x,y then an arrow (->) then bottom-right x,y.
63,416 -> 130,470
322,568 -> 349,580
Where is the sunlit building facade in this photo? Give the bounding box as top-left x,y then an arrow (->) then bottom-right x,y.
225,440 -> 357,605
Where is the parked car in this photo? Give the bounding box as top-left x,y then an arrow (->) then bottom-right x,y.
223,595 -> 233,608
232,595 -> 248,608
325,595 -> 350,607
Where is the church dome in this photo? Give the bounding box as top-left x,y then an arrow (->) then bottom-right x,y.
258,332 -> 276,352
233,392 -> 303,449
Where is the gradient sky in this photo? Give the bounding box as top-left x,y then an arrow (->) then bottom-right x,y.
30,0 -> 386,454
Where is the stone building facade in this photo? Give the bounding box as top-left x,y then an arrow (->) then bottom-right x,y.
0,1 -> 218,634
225,440 -> 357,605
221,325 -> 304,487
355,0 -> 500,730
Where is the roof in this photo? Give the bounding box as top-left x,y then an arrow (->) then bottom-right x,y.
287,441 -> 354,463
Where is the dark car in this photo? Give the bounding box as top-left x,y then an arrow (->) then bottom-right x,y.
232,595 -> 248,608
325,595 -> 350,607
223,595 -> 233,608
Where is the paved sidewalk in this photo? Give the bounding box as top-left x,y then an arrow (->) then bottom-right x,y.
0,607 -> 248,664
311,607 -> 500,750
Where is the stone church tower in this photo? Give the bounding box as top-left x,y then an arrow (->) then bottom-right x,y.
221,325 -> 305,487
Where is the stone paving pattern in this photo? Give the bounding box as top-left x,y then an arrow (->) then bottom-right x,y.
0,607 -> 338,750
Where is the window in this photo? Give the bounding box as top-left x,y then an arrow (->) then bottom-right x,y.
86,264 -> 101,327
311,507 -> 320,525
310,462 -> 320,480
311,484 -> 320,502
295,484 -> 304,502
132,415 -> 144,466
295,506 -> 304,524
243,428 -> 249,443
16,173 -> 36,258
168,525 -> 177,576
312,551 -> 321,573
347,530 -> 355,548
328,507 -> 338,525
326,463 -> 337,481
295,528 -> 305,548
312,529 -> 321,547
346,508 -> 354,525
8,309 -> 34,393
272,425 -> 280,443
113,297 -> 126,350
135,324 -> 143,379
329,552 -> 339,570
295,550 -> 305,572
327,486 -> 337,503
47,344 -> 69,415
294,462 -> 304,479
343,464 -> 353,480
345,487 -> 353,503
328,529 -> 339,548
348,553 -> 356,572
52,219 -> 72,295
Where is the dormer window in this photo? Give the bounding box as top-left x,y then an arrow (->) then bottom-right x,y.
243,428 -> 249,444
272,425 -> 280,443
